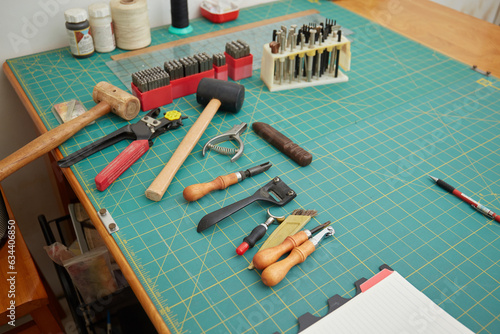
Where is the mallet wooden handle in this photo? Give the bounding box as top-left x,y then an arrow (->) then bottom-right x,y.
253,231 -> 309,270
146,99 -> 222,202
183,172 -> 239,202
0,102 -> 111,181
261,240 -> 316,287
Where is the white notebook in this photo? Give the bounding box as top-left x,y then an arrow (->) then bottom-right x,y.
301,270 -> 473,334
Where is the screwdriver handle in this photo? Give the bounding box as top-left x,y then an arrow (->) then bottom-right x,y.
183,172 -> 239,201
253,231 -> 309,270
261,240 -> 316,287
236,224 -> 268,255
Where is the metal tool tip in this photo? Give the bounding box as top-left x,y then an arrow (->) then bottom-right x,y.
309,221 -> 331,235
321,221 -> 332,228
428,175 -> 438,182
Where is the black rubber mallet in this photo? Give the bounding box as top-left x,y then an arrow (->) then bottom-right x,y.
145,78 -> 245,201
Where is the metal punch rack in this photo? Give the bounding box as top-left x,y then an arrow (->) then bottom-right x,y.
260,20 -> 351,92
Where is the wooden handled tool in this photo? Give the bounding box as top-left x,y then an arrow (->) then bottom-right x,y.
183,162 -> 272,202
247,208 -> 318,270
145,78 -> 245,202
253,221 -> 330,270
0,82 -> 140,181
261,226 -> 334,287
252,122 -> 312,167
183,168 -> 238,201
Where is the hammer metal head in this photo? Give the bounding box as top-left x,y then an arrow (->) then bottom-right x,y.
196,78 -> 245,113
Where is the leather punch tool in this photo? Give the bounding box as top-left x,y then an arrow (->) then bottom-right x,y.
202,122 -> 247,162
58,109 -> 187,191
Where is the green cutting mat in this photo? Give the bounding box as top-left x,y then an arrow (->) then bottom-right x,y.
7,1 -> 499,333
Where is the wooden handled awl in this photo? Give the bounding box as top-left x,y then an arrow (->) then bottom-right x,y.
0,82 -> 140,181
261,226 -> 334,287
183,161 -> 272,201
252,221 -> 331,270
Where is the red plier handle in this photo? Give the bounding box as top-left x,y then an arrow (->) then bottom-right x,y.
95,140 -> 150,191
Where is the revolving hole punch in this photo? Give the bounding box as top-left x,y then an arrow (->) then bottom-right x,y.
58,109 -> 187,191
202,122 -> 247,162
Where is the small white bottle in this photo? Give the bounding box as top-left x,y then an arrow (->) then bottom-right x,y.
88,3 -> 116,53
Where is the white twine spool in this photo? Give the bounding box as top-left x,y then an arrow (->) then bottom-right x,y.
110,0 -> 151,50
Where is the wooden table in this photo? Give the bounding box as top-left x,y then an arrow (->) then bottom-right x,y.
0,186 -> 64,333
336,0 -> 500,77
3,1 -> 500,332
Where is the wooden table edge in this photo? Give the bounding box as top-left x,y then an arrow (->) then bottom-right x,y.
2,62 -> 171,334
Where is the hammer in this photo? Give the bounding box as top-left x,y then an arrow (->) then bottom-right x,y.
145,78 -> 245,201
0,82 -> 140,181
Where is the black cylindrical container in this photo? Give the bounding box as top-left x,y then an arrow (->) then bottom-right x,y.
171,0 -> 190,29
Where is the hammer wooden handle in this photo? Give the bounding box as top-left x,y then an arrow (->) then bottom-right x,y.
145,99 -> 222,202
253,231 -> 309,270
183,172 -> 239,201
261,240 -> 316,287
0,102 -> 110,181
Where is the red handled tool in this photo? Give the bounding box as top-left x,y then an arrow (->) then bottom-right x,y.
183,162 -> 272,202
58,109 -> 186,191
236,208 -> 285,255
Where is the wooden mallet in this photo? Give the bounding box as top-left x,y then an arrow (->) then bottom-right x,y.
0,82 -> 140,181
145,78 -> 245,202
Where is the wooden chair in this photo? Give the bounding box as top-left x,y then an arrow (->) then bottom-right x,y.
0,186 -> 64,333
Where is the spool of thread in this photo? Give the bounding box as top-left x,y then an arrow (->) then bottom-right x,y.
169,0 -> 193,35
110,0 -> 151,50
